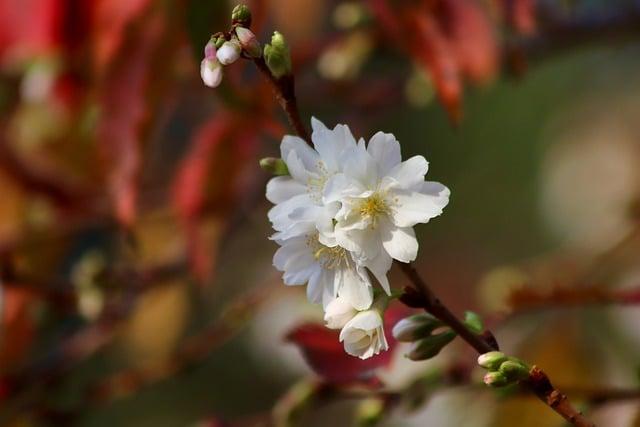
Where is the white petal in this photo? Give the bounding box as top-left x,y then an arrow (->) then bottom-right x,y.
307,268 -> 329,304
364,251 -> 392,295
381,223 -> 418,262
340,311 -> 382,340
342,143 -> 378,188
390,189 -> 447,227
310,118 -> 356,171
388,156 -> 429,189
323,173 -> 366,204
266,176 -> 306,204
268,194 -> 313,231
337,267 -> 373,310
281,135 -> 319,173
367,131 -> 401,176
419,181 -> 451,207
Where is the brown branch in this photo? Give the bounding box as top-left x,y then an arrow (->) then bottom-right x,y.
252,56 -> 310,143
398,262 -> 595,427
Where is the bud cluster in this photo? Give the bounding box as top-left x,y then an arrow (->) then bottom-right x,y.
392,313 -> 456,361
200,4 -> 264,88
477,351 -> 530,387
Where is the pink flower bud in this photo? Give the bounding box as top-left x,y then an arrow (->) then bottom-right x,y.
216,39 -> 241,65
204,39 -> 217,59
235,27 -> 261,58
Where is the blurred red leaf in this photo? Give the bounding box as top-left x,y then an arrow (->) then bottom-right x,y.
172,114 -> 260,282
286,302 -> 412,384
439,0 -> 498,84
96,9 -> 162,229
498,0 -> 537,35
0,286 -> 36,372
0,0 -> 62,63
369,0 -> 499,124
92,0 -> 153,72
406,10 -> 463,124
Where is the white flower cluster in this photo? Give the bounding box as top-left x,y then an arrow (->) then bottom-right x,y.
201,27 -> 261,88
267,118 -> 450,359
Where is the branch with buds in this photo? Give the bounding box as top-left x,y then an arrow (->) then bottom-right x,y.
201,4 -> 595,427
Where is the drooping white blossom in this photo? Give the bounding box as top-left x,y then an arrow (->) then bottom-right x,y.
339,305 -> 388,359
325,133 -> 450,263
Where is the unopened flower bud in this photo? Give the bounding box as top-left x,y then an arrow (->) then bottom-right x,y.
483,371 -> 510,387
201,57 -> 223,88
235,27 -> 261,58
216,39 -> 241,65
355,398 -> 384,427
406,330 -> 456,361
204,39 -> 217,59
464,311 -> 483,334
392,313 -> 443,342
259,157 -> 289,176
498,360 -> 530,381
477,351 -> 507,370
231,4 -> 252,27
264,31 -> 292,78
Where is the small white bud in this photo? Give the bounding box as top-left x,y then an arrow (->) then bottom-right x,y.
235,27 -> 261,58
200,58 -> 223,88
216,39 -> 242,65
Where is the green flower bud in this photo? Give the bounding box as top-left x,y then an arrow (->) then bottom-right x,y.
483,371 -> 510,387
213,35 -> 225,49
463,311 -> 483,334
259,157 -> 289,176
477,351 -> 508,370
231,4 -> 252,27
392,313 -> 443,342
355,398 -> 384,427
264,31 -> 292,78
406,330 -> 456,361
498,359 -> 530,381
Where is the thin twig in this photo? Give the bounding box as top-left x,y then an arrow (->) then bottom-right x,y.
252,56 -> 310,143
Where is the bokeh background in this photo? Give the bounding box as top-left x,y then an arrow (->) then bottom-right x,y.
1,0 -> 640,426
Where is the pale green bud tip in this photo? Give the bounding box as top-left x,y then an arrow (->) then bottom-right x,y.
477,351 -> 507,370
498,360 -> 530,381
483,371 -> 510,387
355,398 -> 384,427
259,157 -> 289,176
464,311 -> 483,334
231,4 -> 252,27
264,31 -> 292,78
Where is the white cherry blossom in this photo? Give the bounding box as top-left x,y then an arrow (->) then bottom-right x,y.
339,305 -> 388,359
325,132 -> 450,263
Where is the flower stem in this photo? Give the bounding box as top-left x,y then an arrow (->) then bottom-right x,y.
398,262 -> 595,427
253,57 -> 310,143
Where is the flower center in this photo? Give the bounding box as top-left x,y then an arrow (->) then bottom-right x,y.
358,193 -> 389,228
306,234 -> 347,270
